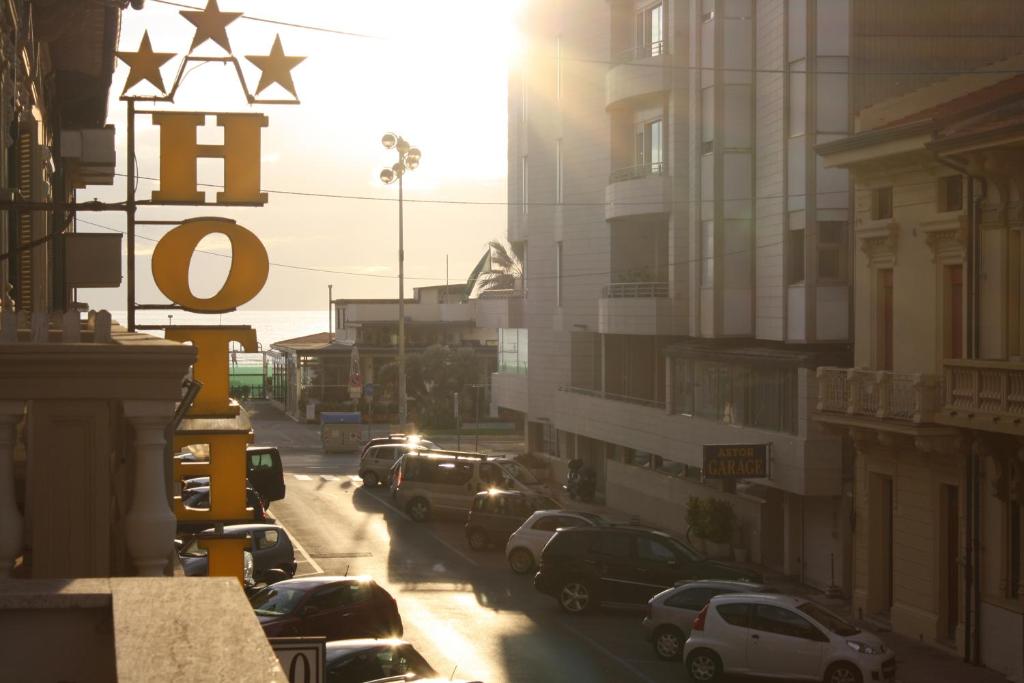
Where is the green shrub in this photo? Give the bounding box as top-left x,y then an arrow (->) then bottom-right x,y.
686,497 -> 736,544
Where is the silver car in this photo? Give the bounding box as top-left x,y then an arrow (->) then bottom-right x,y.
642,579 -> 773,660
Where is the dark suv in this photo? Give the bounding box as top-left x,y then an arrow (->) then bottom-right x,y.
533,526 -> 761,614
464,490 -> 548,551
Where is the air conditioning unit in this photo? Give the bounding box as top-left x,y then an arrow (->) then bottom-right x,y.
64,233 -> 122,288
61,126 -> 115,188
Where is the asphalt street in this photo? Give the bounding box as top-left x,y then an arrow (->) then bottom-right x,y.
246,401 -> 685,683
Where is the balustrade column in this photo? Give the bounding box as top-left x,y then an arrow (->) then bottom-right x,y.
0,401 -> 24,577
124,401 -> 176,576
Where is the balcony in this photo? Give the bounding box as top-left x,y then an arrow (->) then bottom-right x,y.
937,359 -> 1024,435
598,281 -> 681,336
815,367 -> 942,427
605,163 -> 671,221
606,42 -> 668,108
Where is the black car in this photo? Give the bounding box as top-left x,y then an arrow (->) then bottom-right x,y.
177,485 -> 270,533
533,526 -> 762,614
464,490 -> 549,551
325,639 -> 436,683
174,445 -> 285,504
178,523 -> 297,583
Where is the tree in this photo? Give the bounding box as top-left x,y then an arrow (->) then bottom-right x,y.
465,240 -> 523,298
376,345 -> 484,428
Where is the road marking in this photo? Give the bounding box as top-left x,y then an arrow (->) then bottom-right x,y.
363,492 -> 480,568
556,622 -> 659,683
274,519 -> 323,577
319,474 -> 337,482
293,474 -> 312,481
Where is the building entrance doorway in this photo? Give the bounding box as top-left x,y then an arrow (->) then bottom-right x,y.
868,473 -> 894,616
940,484 -> 960,641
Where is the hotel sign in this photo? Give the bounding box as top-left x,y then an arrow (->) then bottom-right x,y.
702,443 -> 769,480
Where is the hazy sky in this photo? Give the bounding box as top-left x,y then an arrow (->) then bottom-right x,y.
83,0 -> 521,311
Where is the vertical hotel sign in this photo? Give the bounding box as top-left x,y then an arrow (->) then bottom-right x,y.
116,0 -> 304,583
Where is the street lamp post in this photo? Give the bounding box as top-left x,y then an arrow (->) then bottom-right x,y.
380,133 -> 422,429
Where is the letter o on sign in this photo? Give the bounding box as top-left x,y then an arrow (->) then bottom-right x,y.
152,217 -> 269,312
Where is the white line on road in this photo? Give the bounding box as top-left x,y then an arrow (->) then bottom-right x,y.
274,518 -> 324,577
319,474 -> 337,481
556,622 -> 659,683
293,474 -> 312,481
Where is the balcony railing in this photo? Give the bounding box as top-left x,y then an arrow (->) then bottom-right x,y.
943,359 -> 1024,418
616,40 -> 665,63
601,281 -> 669,298
816,367 -> 941,424
609,161 -> 665,183
560,385 -> 666,410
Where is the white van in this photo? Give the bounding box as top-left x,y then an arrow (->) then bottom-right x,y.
393,450 -> 552,522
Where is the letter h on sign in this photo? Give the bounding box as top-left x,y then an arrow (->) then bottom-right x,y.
151,112 -> 269,205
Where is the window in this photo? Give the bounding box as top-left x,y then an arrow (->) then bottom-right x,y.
672,358 -> 798,434
598,533 -> 632,559
946,264 -> 964,359
432,461 -> 473,485
533,515 -> 583,532
636,536 -> 676,564
939,175 -> 963,212
752,604 -> 824,641
716,602 -> 750,627
872,186 -> 893,220
556,241 -> 564,307
636,3 -> 664,57
667,587 -> 725,611
520,155 -> 529,215
555,138 -> 563,204
478,462 -> 505,487
701,221 -> 715,287
816,221 -> 847,281
877,269 -> 894,371
635,118 -> 664,173
787,228 -> 805,284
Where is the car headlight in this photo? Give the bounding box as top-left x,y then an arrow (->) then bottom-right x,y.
846,640 -> 884,655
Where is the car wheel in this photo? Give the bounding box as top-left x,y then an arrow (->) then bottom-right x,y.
508,547 -> 535,574
824,662 -> 862,683
686,649 -> 721,682
558,579 -> 594,614
407,497 -> 430,522
467,528 -> 489,551
361,471 -> 379,487
652,625 -> 685,661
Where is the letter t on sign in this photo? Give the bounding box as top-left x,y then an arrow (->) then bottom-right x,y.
151,112 -> 269,205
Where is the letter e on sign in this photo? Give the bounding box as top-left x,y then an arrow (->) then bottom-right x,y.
152,217 -> 269,312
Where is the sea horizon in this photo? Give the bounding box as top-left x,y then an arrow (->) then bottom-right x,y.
109,309 -> 330,349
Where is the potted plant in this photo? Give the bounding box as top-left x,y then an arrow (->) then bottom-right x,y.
686,497 -> 735,559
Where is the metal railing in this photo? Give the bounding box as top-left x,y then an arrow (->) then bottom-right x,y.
616,40 -> 665,63
943,359 -> 1024,417
609,161 -> 665,183
816,367 -> 941,424
601,281 -> 669,298
559,385 -> 666,410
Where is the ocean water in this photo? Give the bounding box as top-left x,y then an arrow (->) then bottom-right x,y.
110,309 -> 328,347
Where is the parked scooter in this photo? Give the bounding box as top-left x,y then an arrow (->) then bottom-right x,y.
563,458 -> 596,503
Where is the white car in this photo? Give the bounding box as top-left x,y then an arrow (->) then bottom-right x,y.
504,510 -> 606,574
683,593 -> 895,683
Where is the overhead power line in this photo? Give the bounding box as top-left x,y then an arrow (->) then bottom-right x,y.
148,0 -> 385,39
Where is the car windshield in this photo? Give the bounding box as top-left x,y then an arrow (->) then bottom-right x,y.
798,601 -> 860,636
250,586 -> 306,616
664,536 -> 705,562
499,461 -> 539,485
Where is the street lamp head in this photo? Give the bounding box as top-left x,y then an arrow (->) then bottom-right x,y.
381,132 -> 398,149
396,138 -> 411,154
405,148 -> 422,169
380,167 -> 396,184
392,162 -> 405,177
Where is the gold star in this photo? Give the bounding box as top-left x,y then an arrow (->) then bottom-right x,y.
116,31 -> 176,93
180,0 -> 241,54
246,35 -> 305,98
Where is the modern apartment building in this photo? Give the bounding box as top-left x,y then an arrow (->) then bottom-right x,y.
496,0 -> 853,590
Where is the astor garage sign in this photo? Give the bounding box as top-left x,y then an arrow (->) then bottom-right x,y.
702,443 -> 770,480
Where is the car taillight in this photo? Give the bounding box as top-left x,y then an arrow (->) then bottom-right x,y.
692,605 -> 708,631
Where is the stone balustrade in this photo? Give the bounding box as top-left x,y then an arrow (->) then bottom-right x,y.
939,359 -> 1024,434
816,367 -> 941,424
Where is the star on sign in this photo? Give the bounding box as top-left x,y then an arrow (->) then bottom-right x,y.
116,31 -> 176,93
246,35 -> 305,98
180,0 -> 241,54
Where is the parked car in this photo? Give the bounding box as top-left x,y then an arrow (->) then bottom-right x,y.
174,445 -> 285,503
464,490 -> 548,551
177,485 -> 269,533
683,593 -> 896,683
393,450 -> 552,522
642,580 -> 775,660
252,576 -> 403,641
178,523 -> 297,583
359,434 -> 439,459
325,639 -> 436,683
533,526 -> 761,614
360,443 -> 423,488
505,510 -> 606,574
